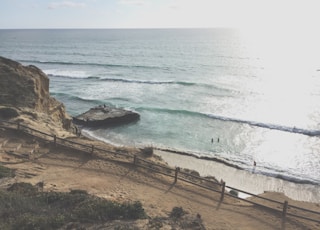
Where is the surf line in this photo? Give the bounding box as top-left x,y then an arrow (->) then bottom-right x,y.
206,114 -> 320,137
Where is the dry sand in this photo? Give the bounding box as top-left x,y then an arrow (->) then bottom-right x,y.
1,125 -> 320,229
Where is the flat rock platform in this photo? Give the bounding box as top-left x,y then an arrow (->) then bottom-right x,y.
73,106 -> 140,127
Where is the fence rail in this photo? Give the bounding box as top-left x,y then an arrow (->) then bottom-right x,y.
1,119 -> 319,228
226,184 -> 284,205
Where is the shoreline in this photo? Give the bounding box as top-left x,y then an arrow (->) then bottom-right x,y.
154,147 -> 319,185
155,149 -> 320,204
82,129 -> 319,186
82,129 -> 320,203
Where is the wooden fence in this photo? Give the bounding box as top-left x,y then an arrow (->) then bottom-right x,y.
0,120 -> 319,229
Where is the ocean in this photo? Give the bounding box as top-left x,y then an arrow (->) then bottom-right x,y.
1,28 -> 320,200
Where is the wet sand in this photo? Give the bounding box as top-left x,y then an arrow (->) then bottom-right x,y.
155,149 -> 320,203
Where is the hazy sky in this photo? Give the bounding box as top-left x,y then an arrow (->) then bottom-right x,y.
0,0 -> 319,29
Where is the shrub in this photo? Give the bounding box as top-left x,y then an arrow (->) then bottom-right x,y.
122,201 -> 146,219
170,207 -> 185,219
140,147 -> 153,157
11,213 -> 65,230
0,107 -> 19,119
74,199 -> 146,221
0,183 -> 147,229
0,165 -> 14,178
70,189 -> 88,195
229,189 -> 239,197
7,182 -> 37,195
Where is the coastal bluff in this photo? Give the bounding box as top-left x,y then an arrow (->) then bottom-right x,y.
0,56 -> 72,134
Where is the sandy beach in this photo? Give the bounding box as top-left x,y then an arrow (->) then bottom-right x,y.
155,150 -> 320,203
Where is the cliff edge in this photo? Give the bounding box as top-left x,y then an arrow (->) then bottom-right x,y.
0,56 -> 72,135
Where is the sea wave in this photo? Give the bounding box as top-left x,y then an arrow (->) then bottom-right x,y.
206,113 -> 320,137
51,92 -> 109,106
47,72 -> 235,95
20,59 -> 242,93
18,59 -> 170,71
100,77 -> 196,86
101,78 -> 234,94
99,77 -> 234,92
45,70 -> 91,78
48,73 -> 199,86
137,107 -> 320,137
257,171 -> 319,185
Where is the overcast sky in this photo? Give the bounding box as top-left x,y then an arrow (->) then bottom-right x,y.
0,0 -> 319,30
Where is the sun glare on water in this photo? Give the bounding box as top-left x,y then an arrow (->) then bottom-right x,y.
238,25 -> 320,128
236,22 -> 320,171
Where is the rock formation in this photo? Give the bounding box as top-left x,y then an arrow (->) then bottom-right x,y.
73,105 -> 140,127
0,57 -> 50,111
0,56 -> 72,133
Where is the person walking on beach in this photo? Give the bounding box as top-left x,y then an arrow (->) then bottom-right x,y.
252,160 -> 257,173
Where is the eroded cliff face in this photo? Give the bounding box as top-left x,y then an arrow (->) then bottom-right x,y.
0,56 -> 73,134
0,57 -> 49,111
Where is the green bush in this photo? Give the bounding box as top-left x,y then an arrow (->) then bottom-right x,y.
122,201 -> 146,219
0,165 -> 14,178
11,213 -> 65,230
0,183 -> 147,229
70,189 -> 88,195
74,199 -> 146,221
229,189 -> 239,197
140,147 -> 153,157
7,182 -> 37,195
170,207 -> 185,219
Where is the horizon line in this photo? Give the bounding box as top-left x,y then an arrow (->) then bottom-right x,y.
0,26 -> 238,30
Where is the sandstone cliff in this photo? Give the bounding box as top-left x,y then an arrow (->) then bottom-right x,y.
0,56 -> 73,135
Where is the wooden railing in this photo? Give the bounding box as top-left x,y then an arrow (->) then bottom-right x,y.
1,120 -> 319,229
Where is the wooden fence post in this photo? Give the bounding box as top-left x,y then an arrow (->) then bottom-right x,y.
216,181 -> 226,210
174,167 -> 180,184
53,135 -> 56,146
220,181 -> 226,202
282,200 -> 288,229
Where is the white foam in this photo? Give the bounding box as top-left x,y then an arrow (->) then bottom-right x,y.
44,69 -> 90,78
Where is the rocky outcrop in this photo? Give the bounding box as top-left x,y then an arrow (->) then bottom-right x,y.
0,57 -> 50,111
0,56 -> 72,132
73,106 -> 140,127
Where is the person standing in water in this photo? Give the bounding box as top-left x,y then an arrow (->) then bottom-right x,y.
212,137 -> 220,143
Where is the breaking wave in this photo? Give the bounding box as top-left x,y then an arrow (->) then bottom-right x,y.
137,107 -> 320,137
